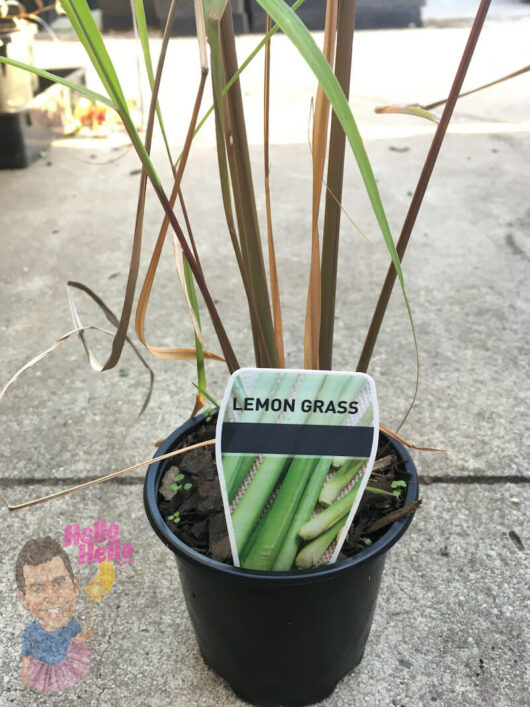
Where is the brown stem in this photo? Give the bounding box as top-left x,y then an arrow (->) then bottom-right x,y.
132,58 -> 239,371
152,183 -> 240,372
264,12 -> 285,367
319,0 -> 357,370
132,2 -> 238,371
357,0 -> 492,373
103,0 -> 185,372
178,189 -> 204,278
207,19 -> 272,368
219,6 -> 278,368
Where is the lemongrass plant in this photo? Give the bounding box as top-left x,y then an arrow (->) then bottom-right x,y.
0,0 -> 492,406
0,1 -> 494,560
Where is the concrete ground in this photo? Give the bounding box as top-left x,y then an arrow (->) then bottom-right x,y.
1,8 -> 529,707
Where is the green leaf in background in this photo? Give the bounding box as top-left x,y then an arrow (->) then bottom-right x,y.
132,0 -> 174,164
60,0 -> 128,112
0,57 -> 114,107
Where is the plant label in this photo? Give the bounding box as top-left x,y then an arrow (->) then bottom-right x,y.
216,368 -> 379,570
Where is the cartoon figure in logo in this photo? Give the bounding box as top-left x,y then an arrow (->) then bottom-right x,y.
15,536 -> 93,692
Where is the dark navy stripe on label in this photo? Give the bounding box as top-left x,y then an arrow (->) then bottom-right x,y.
221,423 -> 373,457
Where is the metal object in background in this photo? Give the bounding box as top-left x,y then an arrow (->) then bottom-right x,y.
0,67 -> 85,169
0,19 -> 38,112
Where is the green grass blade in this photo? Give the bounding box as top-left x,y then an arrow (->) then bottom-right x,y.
60,0 -> 128,112
0,57 -> 114,107
132,0 -> 174,165
58,0 -> 161,189
375,104 -> 439,123
204,0 -> 229,19
133,0 -> 155,85
192,383 -> 220,408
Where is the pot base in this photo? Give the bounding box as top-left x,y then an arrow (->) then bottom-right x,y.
207,650 -> 365,706
176,547 -> 385,706
145,413 -> 418,707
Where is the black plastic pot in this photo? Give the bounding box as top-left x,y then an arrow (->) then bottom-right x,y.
144,413 -> 418,706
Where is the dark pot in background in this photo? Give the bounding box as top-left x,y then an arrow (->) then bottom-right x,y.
154,0 -> 248,35
144,413 -> 419,706
247,0 -> 425,33
247,0 -> 327,33
99,0 -> 158,31
355,0 -> 424,29
0,67 -> 85,169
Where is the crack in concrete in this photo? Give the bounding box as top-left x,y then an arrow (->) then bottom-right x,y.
1,475 -> 528,488
420,474 -> 529,485
0,476 -> 145,487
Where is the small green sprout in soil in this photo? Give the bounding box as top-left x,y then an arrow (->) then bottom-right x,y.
204,406 -> 219,422
391,480 -> 407,497
170,473 -> 186,492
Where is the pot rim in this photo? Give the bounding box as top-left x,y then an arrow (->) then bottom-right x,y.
144,411 -> 419,584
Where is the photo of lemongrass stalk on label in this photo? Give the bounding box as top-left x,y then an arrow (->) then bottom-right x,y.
216,369 -> 379,571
